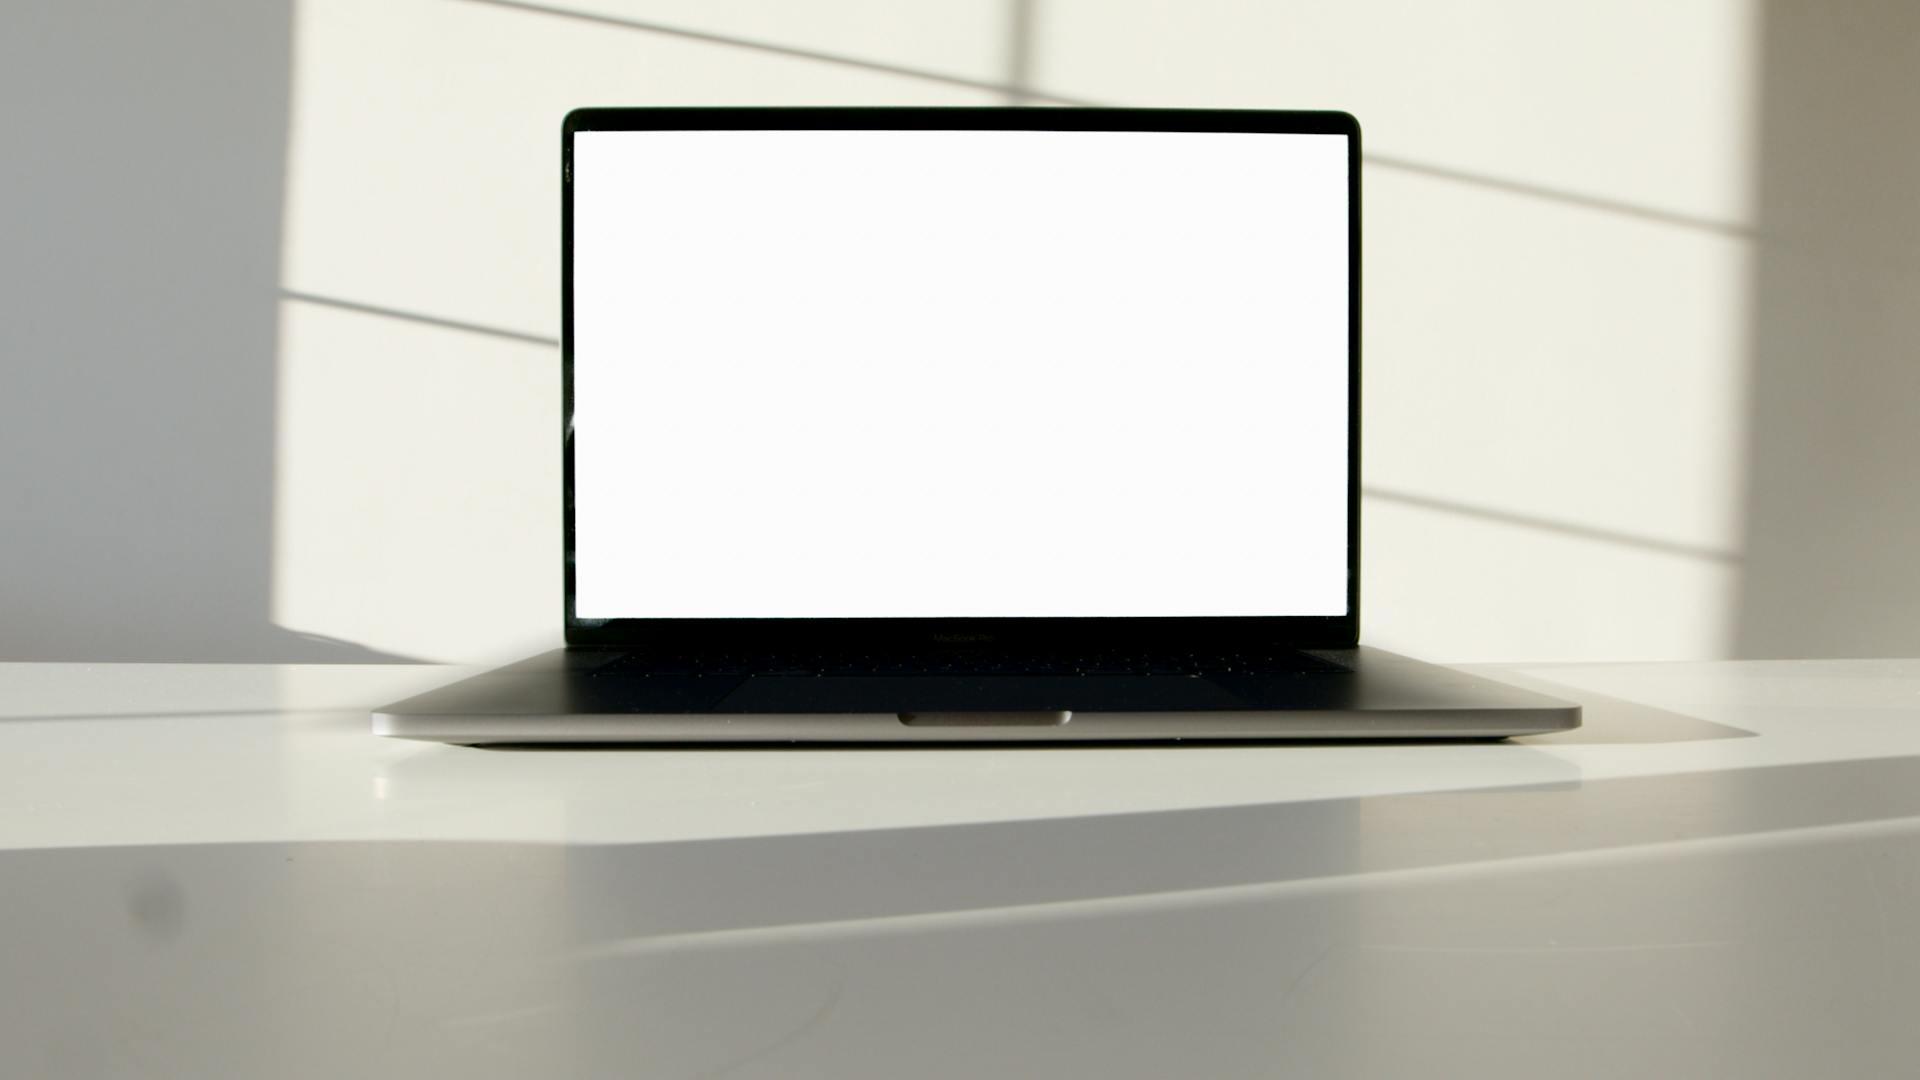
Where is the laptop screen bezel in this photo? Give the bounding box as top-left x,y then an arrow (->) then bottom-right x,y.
562,106 -> 1360,652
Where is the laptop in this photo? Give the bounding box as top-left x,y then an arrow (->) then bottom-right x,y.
373,106 -> 1580,744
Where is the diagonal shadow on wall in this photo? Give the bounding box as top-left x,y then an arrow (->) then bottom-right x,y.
0,1 -> 409,661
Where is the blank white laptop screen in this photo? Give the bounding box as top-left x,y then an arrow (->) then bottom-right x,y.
571,128 -> 1349,619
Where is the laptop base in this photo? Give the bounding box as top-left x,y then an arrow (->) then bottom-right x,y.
372,647 -> 1579,745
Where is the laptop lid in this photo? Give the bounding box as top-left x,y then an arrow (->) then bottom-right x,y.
562,107 -> 1359,654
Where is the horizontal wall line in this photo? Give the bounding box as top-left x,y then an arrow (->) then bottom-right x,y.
1364,485 -> 1741,564
459,0 -> 1066,101
282,289 -> 559,347
1363,153 -> 1752,236
278,300 -> 1732,567
460,0 -> 1751,239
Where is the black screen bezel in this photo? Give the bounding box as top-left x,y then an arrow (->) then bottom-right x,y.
562,106 -> 1360,653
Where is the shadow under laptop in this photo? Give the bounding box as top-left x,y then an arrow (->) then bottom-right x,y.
1504,674 -> 1757,746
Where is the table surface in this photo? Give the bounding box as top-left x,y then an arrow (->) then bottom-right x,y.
6,659 -> 1920,1079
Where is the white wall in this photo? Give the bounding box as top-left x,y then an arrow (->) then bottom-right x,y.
4,0 -> 1917,663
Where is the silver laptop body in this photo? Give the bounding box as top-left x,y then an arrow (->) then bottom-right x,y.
374,107 -> 1579,744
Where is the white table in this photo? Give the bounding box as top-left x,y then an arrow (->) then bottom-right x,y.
5,660 -> 1920,1078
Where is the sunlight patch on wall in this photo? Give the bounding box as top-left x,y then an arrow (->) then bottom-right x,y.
1043,0 -> 1762,661
1363,498 -> 1739,663
271,0 -> 996,660
272,299 -> 559,662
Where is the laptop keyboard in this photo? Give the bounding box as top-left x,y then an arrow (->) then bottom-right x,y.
589,648 -> 1349,678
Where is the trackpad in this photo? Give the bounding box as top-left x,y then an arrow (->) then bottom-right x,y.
717,675 -> 1248,712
